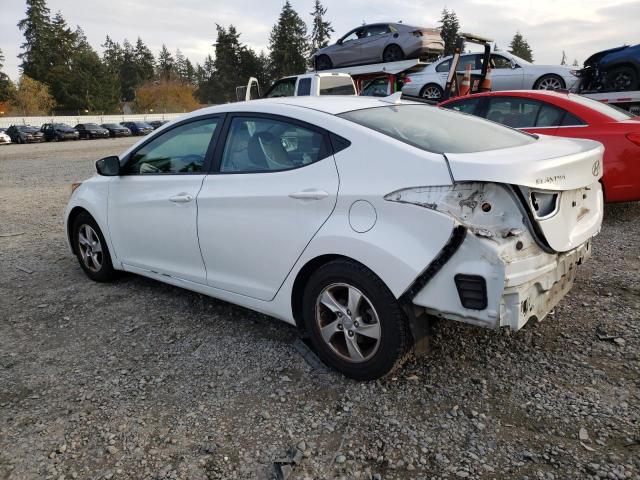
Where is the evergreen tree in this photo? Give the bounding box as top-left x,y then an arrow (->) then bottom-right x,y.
157,44 -> 175,81
102,35 -> 123,72
119,39 -> 140,102
65,28 -> 119,112
439,8 -> 463,56
175,49 -> 187,81
45,12 -> 77,108
309,0 -> 333,51
269,1 -> 309,79
573,58 -> 579,67
560,50 -> 567,65
183,58 -> 196,85
0,48 -> 13,102
134,38 -> 155,82
211,24 -> 243,103
17,0 -> 52,82
509,31 -> 534,62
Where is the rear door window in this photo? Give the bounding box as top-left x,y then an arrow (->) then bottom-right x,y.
319,76 -> 356,95
297,78 -> 312,96
441,97 -> 482,115
536,104 -> 564,127
485,97 -> 541,128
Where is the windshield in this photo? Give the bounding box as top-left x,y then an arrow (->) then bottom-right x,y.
18,126 -> 38,132
568,94 -> 634,121
338,104 -> 536,154
54,123 -> 73,129
135,122 -> 151,127
102,124 -> 119,128
84,123 -> 101,129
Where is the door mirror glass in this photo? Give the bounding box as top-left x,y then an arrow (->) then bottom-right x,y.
336,38 -> 343,45
96,156 -> 121,176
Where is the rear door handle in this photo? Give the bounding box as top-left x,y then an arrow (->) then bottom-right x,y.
289,189 -> 329,200
169,193 -> 194,203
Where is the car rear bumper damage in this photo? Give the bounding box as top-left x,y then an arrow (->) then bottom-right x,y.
410,225 -> 592,331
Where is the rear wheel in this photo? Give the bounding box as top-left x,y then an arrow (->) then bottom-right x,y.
72,212 -> 116,282
420,83 -> 444,101
606,66 -> 638,91
534,74 -> 565,90
383,44 -> 405,63
302,259 -> 412,380
315,55 -> 333,71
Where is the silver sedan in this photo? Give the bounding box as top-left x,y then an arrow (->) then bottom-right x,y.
314,23 -> 444,70
402,51 -> 580,100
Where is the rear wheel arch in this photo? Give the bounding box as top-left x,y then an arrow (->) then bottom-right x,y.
291,254 -> 395,330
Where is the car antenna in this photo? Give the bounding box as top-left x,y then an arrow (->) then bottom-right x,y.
380,91 -> 403,105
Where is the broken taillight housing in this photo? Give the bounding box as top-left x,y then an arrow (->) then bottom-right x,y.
626,132 -> 640,147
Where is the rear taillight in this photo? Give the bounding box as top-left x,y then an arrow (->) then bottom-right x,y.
403,77 -> 412,84
626,132 -> 640,147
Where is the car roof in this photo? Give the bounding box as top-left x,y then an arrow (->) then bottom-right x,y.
193,95 -> 419,116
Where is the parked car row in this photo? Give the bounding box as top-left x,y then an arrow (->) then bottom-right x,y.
0,120 -> 170,144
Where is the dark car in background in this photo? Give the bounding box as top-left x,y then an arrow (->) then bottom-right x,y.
41,123 -> 80,142
578,43 -> 640,92
148,120 -> 169,130
120,121 -> 154,136
6,125 -> 45,144
101,123 -> 132,138
75,123 -> 110,139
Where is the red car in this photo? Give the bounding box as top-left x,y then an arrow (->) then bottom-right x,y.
440,90 -> 640,202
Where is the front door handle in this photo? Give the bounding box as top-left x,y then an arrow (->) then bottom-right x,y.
169,193 -> 194,203
289,189 -> 329,200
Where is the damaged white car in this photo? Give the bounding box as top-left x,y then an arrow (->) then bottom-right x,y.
65,95 -> 604,380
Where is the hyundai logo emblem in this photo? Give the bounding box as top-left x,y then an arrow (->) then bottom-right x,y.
592,161 -> 600,177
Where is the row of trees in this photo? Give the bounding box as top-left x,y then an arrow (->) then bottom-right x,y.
1,0 -> 569,116
1,0 -> 334,115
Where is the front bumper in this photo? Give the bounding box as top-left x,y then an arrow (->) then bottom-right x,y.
25,136 -> 45,143
412,229 -> 592,331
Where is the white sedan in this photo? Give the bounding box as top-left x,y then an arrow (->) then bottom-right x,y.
402,51 -> 580,100
65,95 -> 603,380
0,129 -> 11,145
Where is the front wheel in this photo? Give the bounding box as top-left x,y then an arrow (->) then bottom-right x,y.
315,55 -> 333,71
534,74 -> 566,90
302,260 -> 412,380
606,66 -> 638,91
72,212 -> 116,282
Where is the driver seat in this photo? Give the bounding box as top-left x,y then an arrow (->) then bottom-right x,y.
247,132 -> 292,170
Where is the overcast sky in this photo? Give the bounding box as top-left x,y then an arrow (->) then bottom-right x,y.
1,0 -> 637,80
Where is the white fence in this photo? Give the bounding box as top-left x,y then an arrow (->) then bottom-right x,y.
0,113 -> 186,128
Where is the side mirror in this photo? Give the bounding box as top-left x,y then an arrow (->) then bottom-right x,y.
96,155 -> 120,176
337,38 -> 343,45
511,61 -> 518,69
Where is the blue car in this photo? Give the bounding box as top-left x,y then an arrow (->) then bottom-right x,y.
120,121 -> 154,136
579,43 -> 640,92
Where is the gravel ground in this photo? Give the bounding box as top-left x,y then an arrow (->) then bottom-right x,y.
0,139 -> 638,480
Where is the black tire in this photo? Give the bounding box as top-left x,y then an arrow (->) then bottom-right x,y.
533,74 -> 566,90
605,65 -> 638,91
302,259 -> 412,380
17,136 -> 24,144
72,212 -> 117,282
315,55 -> 333,71
383,44 -> 405,63
419,83 -> 444,101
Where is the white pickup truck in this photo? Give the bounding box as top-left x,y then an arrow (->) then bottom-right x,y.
237,72 -> 356,101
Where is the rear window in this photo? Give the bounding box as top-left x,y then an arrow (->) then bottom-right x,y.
568,94 -> 634,121
338,104 -> 536,154
319,76 -> 356,95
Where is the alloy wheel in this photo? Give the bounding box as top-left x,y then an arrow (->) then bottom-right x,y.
422,85 -> 442,100
315,283 -> 381,363
611,71 -> 632,90
536,76 -> 563,90
78,224 -> 103,272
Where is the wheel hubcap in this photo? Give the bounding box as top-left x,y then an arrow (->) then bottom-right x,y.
538,77 -> 562,90
78,224 -> 103,272
613,72 -> 631,90
315,283 -> 381,363
422,86 -> 442,100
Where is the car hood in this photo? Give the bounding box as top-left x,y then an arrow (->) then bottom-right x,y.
584,45 -> 630,65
